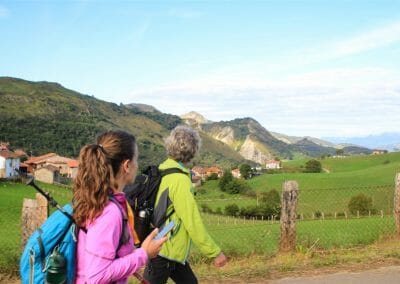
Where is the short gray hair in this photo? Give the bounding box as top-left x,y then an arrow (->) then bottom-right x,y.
165,125 -> 201,163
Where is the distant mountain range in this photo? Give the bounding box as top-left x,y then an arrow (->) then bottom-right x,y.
0,77 -> 380,168
324,133 -> 400,151
180,112 -> 372,163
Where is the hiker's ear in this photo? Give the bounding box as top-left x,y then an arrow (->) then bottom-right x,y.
122,159 -> 130,174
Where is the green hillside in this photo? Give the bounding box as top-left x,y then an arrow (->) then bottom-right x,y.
195,152 -> 400,216
0,77 -> 244,168
250,152 -> 400,191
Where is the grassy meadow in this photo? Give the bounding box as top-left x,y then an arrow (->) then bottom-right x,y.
1,152 -> 399,275
196,152 -> 400,215
0,181 -> 72,274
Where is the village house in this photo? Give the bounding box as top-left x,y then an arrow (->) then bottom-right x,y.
25,153 -> 75,176
66,159 -> 79,179
231,168 -> 241,178
372,149 -> 387,155
266,160 -> 281,169
0,150 -> 21,178
191,166 -> 223,180
34,165 -> 60,184
25,153 -> 58,173
191,166 -> 207,179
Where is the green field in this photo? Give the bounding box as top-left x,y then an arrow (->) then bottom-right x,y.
196,152 -> 400,215
0,181 -> 72,274
190,213 -> 395,260
1,152 -> 399,274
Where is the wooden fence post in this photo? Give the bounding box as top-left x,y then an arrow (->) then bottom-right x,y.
21,194 -> 49,249
279,180 -> 299,252
395,173 -> 400,236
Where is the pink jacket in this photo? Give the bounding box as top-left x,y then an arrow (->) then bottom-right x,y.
75,193 -> 148,284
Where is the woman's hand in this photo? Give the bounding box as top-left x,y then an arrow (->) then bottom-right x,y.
140,228 -> 167,259
214,252 -> 227,267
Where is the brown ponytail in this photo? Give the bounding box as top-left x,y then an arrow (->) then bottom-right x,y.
73,130 -> 137,227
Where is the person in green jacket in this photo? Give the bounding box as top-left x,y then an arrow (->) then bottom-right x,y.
144,125 -> 227,284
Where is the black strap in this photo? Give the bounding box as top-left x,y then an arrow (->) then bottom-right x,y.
37,228 -> 46,271
154,168 -> 189,228
160,168 -> 188,177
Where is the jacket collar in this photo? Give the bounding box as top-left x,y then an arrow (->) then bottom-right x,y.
160,158 -> 190,174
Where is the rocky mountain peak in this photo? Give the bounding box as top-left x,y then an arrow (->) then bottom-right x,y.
181,111 -> 211,125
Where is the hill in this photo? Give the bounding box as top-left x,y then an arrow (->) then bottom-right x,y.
181,112 -> 370,163
0,77 -> 246,168
201,117 -> 294,163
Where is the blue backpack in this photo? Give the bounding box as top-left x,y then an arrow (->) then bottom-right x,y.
20,204 -> 78,284
19,177 -> 129,284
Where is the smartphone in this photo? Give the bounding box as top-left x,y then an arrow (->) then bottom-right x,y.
154,220 -> 175,240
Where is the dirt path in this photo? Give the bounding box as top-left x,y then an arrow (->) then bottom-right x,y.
272,265 -> 400,284
200,266 -> 400,283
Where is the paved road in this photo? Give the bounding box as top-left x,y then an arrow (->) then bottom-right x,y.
272,265 -> 400,284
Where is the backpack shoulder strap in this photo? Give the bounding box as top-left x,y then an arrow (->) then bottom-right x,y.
154,168 -> 189,228
160,167 -> 188,177
108,196 -> 130,253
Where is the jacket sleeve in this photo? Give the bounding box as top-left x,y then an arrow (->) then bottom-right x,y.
84,204 -> 148,283
170,175 -> 221,258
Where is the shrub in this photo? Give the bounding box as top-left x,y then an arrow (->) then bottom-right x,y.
225,203 -> 240,216
239,205 -> 260,218
304,159 -> 322,173
348,194 -> 376,216
206,173 -> 219,180
200,203 -> 213,214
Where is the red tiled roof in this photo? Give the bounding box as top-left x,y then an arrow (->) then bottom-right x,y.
67,160 -> 79,168
25,153 -> 58,164
206,166 -> 223,173
192,166 -> 206,174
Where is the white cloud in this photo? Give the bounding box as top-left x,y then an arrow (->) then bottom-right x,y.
124,20 -> 400,138
331,21 -> 400,58
126,67 -> 400,138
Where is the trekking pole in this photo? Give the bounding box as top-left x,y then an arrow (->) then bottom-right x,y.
15,168 -> 74,221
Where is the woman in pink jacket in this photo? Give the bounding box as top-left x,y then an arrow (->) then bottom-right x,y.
73,130 -> 166,283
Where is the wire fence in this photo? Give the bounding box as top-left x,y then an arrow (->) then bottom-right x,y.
202,184 -> 396,256
0,180 -> 397,276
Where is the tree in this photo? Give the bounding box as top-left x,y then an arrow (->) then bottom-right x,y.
336,149 -> 344,155
219,170 -> 233,192
259,189 -> 281,219
239,163 -> 252,179
304,159 -> 322,173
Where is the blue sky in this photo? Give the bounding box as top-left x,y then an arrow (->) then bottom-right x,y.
1,1 -> 400,138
